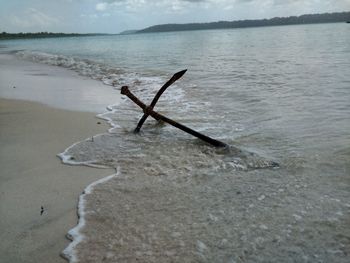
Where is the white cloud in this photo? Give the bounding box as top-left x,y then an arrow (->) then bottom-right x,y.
96,2 -> 108,11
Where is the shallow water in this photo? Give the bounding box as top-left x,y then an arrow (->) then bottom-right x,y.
3,23 -> 350,262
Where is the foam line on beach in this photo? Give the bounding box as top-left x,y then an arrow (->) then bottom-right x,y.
57,100 -> 124,262
58,99 -> 123,166
61,167 -> 120,262
58,136 -> 110,169
97,100 -> 125,133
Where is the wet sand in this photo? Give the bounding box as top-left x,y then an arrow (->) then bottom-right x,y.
0,99 -> 115,263
0,53 -> 120,112
0,53 -> 118,262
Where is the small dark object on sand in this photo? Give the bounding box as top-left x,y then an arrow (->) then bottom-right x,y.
97,122 -> 101,124
13,86 -> 16,89
40,206 -> 44,215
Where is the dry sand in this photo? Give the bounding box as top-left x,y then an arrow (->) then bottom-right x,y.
0,54 -> 118,263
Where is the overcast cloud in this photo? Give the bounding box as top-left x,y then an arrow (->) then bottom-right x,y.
0,0 -> 349,33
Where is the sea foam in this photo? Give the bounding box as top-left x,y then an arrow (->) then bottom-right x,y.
61,169 -> 120,262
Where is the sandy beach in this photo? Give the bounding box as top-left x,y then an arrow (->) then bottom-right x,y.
0,54 -> 118,262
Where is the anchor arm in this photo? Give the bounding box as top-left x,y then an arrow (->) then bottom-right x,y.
134,69 -> 187,133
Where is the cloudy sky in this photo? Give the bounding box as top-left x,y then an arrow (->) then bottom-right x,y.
1,0 -> 349,33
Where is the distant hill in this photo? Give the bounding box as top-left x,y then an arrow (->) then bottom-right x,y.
119,30 -> 138,35
137,11 -> 350,34
0,32 -> 109,40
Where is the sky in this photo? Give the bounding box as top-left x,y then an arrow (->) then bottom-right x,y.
0,0 -> 349,33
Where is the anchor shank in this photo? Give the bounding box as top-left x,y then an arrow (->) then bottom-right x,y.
150,110 -> 227,148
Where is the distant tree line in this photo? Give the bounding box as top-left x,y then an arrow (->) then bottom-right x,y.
0,31 -> 109,40
137,11 -> 350,33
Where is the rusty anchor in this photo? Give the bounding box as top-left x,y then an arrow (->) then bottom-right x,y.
121,70 -> 227,148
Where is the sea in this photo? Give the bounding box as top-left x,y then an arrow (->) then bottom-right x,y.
2,23 -> 350,262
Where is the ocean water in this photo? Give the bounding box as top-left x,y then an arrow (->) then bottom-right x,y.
3,23 -> 350,262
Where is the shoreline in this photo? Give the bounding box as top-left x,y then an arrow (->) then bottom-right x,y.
0,53 -> 119,262
0,98 -> 115,263
0,53 -> 121,113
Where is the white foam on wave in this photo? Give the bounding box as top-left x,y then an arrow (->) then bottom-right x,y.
57,99 -> 125,262
61,167 -> 121,262
58,136 -> 110,169
16,50 -> 124,81
96,101 -> 123,133
16,50 -> 192,119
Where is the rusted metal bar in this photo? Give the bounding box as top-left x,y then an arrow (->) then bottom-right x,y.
121,86 -> 227,148
134,69 -> 187,133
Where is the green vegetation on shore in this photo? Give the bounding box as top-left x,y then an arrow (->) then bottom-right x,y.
1,11 -> 349,39
137,11 -> 350,33
0,32 -> 109,40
